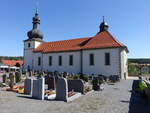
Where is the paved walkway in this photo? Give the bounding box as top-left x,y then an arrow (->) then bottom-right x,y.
0,80 -> 149,113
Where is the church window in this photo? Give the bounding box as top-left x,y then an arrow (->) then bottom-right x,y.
105,53 -> 110,65
69,55 -> 73,66
49,56 -> 52,66
59,56 -> 62,66
28,43 -> 31,48
89,54 -> 94,65
38,57 -> 41,66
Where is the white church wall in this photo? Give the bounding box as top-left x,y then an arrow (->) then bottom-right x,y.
33,52 -> 43,71
24,40 -> 42,71
24,49 -> 33,70
82,48 -> 120,76
24,40 -> 128,79
24,41 -> 34,70
42,51 -> 81,73
24,41 -> 41,49
34,41 -> 41,48
24,41 -> 30,49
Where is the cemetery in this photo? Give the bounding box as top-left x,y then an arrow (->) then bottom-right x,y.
0,70 -> 122,102
1,70 -> 150,113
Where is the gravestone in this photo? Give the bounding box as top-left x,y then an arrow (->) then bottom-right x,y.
68,80 -> 84,94
45,76 -> 55,90
48,77 -> 55,90
25,72 -> 29,78
24,79 -> 33,95
15,71 -> 21,83
56,77 -> 68,102
109,75 -> 120,82
9,73 -> 15,89
45,75 -> 49,84
2,74 -> 6,83
63,72 -> 67,78
29,71 -> 32,77
48,72 -> 53,76
32,77 -> 45,100
54,71 -> 59,76
98,75 -> 104,81
54,73 -> 59,84
92,77 -> 100,91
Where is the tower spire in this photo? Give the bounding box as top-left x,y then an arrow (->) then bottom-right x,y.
32,8 -> 40,29
27,5 -> 43,40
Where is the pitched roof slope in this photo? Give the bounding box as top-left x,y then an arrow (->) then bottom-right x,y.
34,31 -> 127,53
82,31 -> 125,49
1,60 -> 23,67
34,38 -> 90,53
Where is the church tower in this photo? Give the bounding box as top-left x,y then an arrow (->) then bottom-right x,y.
23,9 -> 43,71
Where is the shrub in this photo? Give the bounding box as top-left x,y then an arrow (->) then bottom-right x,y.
72,75 -> 80,80
79,74 -> 88,82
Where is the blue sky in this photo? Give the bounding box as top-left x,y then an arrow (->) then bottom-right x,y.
0,0 -> 149,58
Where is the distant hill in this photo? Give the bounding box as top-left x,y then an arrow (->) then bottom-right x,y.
0,56 -> 23,62
128,58 -> 150,64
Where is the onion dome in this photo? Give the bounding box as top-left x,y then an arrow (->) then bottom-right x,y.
27,29 -> 43,39
27,10 -> 43,40
99,16 -> 109,32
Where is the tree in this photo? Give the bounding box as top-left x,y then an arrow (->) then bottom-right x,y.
128,63 -> 140,75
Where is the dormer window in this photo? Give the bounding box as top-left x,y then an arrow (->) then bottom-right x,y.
28,43 -> 31,48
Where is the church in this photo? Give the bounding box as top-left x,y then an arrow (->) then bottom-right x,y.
23,10 -> 129,79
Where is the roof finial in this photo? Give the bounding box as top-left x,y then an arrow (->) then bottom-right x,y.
35,0 -> 39,15
103,16 -> 105,22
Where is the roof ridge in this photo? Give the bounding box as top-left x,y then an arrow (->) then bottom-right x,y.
44,37 -> 90,44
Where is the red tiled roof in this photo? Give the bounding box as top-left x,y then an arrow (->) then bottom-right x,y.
34,31 -> 127,53
1,60 -> 23,67
82,31 -> 125,49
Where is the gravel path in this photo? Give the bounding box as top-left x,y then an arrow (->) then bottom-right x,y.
0,80 -> 146,113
